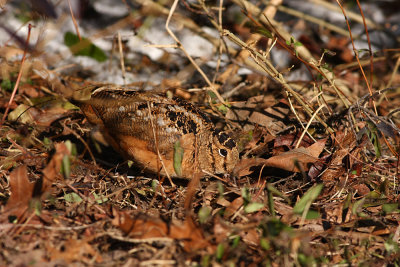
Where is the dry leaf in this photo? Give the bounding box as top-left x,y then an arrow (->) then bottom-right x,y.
42,142 -> 69,191
2,165 -> 35,220
351,184 -> 370,196
241,229 -> 260,247
226,95 -> 288,132
234,139 -> 326,175
48,238 -> 102,263
274,133 -> 313,148
213,217 -> 231,243
112,211 -> 211,252
169,217 -> 210,252
224,197 -> 244,219
321,131 -> 361,181
1,143 -> 69,223
233,158 -> 266,177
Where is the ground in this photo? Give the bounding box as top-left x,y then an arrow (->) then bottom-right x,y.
1,0 -> 400,266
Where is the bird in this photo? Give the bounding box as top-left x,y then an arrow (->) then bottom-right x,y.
72,85 -> 239,179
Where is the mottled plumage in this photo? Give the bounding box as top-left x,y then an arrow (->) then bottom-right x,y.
74,85 -> 239,178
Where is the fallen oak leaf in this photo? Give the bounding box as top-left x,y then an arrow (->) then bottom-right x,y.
48,238 -> 102,264
42,142 -> 70,191
264,138 -> 326,172
242,127 -> 274,157
234,139 -> 327,176
226,95 -> 289,132
1,165 -> 35,222
1,142 -> 71,224
169,216 -> 211,251
321,131 -> 362,182
233,158 -> 266,177
223,197 -> 244,219
274,133 -> 314,148
112,211 -> 168,239
112,210 -> 212,252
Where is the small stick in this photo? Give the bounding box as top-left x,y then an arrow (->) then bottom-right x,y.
1,24 -> 33,127
118,32 -> 126,86
146,101 -> 175,187
67,0 -> 81,40
165,0 -> 226,105
295,104 -> 326,149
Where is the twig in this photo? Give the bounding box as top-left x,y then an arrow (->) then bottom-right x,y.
0,223 -> 101,231
386,56 -> 400,88
232,0 -> 352,111
165,0 -> 226,104
67,0 -> 81,40
336,0 -> 377,115
62,121 -> 97,165
66,183 -> 106,214
355,0 -> 374,95
310,0 -> 378,30
221,82 -> 246,98
277,4 -> 350,37
134,0 -> 237,54
118,32 -> 126,86
146,101 -> 175,187
201,169 -> 235,186
295,104 -> 325,149
223,29 -> 333,133
219,0 -> 281,81
0,24 -> 32,127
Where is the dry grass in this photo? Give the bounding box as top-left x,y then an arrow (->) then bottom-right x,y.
1,0 -> 400,265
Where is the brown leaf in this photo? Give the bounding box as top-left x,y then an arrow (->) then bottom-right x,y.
226,95 -> 288,132
112,211 -> 169,239
169,217 -> 211,251
184,171 -> 202,211
1,143 -> 70,224
112,211 -> 211,252
324,202 -> 351,224
275,201 -> 296,224
264,147 -> 316,172
48,238 -> 102,263
42,142 -> 69,191
233,158 -> 266,177
308,154 -> 329,180
270,138 -> 326,172
321,131 -> 361,181
7,103 -> 68,127
305,138 -> 327,157
243,127 -> 274,156
234,139 -> 326,175
19,83 -> 40,98
224,197 -> 244,218
241,229 -> 260,247
352,184 -> 370,196
34,107 -> 69,127
372,228 -> 391,236
3,165 -> 35,220
213,217 -> 231,243
274,133 -> 313,148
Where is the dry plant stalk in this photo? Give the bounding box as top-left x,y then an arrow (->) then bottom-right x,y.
164,0 -> 226,104
146,101 -> 175,187
223,30 -> 332,133
231,0 -> 352,110
1,24 -> 32,127
336,0 -> 377,115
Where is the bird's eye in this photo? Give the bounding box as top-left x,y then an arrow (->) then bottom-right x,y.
219,148 -> 227,157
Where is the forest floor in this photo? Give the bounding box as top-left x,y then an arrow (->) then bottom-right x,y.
1,0 -> 400,266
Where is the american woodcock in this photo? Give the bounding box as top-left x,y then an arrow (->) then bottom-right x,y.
73,85 -> 239,178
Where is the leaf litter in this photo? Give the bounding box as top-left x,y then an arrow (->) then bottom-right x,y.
1,0 -> 400,266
